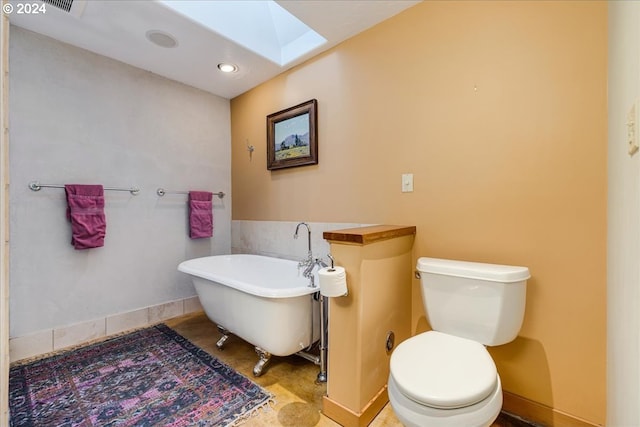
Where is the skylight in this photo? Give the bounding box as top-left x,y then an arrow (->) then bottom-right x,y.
159,0 -> 327,66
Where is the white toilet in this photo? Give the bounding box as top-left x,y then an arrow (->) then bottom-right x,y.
388,257 -> 530,427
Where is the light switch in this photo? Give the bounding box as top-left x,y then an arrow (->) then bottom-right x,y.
628,101 -> 639,156
402,173 -> 413,193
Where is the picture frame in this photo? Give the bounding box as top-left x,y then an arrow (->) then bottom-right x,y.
267,99 -> 318,170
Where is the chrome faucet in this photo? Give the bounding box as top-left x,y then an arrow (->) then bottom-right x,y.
294,222 -> 327,287
294,222 -> 312,264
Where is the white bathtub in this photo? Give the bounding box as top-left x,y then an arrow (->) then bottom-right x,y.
178,254 -> 320,359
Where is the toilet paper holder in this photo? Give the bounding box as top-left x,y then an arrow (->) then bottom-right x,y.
319,254 -> 348,297
327,254 -> 336,271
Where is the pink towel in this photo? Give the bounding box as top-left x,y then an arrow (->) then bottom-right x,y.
188,191 -> 213,239
64,184 -> 106,250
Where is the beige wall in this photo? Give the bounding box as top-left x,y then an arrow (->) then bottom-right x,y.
231,1 -> 607,424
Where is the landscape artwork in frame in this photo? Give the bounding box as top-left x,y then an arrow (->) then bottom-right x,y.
267,99 -> 318,170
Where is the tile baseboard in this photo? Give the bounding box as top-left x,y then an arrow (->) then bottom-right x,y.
9,296 -> 203,363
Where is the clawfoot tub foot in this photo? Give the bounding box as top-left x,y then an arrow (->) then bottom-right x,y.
253,347 -> 271,377
216,326 -> 230,350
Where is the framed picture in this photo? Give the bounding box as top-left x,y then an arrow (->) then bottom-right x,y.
267,99 -> 318,170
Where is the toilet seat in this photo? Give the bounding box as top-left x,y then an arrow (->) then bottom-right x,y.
388,370 -> 502,427
390,331 -> 497,409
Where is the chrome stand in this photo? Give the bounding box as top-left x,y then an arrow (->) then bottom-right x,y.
317,293 -> 328,383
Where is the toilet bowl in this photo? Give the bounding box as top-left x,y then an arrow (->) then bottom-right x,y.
388,331 -> 503,427
388,257 -> 530,427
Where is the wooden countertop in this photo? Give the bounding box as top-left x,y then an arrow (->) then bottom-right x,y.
323,225 -> 416,245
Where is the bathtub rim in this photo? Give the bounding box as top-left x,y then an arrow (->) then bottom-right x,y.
178,254 -> 319,298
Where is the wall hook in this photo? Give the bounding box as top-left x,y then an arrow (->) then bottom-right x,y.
247,139 -> 255,161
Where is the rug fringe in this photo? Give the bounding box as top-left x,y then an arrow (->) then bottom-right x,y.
227,395 -> 276,427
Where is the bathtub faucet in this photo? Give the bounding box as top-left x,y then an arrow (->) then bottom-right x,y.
294,222 -> 313,265
294,222 -> 327,287
303,257 -> 327,287
294,222 -> 312,256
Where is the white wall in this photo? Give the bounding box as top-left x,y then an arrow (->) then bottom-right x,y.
607,2 -> 640,425
8,27 -> 231,338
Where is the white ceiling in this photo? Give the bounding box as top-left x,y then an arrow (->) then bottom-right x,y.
7,0 -> 420,99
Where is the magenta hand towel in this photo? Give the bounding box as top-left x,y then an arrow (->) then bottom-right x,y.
188,191 -> 214,239
64,184 -> 106,250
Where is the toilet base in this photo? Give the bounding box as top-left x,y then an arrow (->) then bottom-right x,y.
388,373 -> 502,427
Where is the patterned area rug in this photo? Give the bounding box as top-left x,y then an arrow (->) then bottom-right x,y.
9,324 -> 273,426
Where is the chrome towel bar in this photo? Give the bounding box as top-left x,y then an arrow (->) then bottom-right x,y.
29,181 -> 140,196
156,188 -> 225,199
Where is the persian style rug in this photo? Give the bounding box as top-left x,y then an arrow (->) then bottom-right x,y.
9,324 -> 273,426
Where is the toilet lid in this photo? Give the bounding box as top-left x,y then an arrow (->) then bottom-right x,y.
390,331 -> 498,409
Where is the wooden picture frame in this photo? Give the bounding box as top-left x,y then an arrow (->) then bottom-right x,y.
267,99 -> 318,170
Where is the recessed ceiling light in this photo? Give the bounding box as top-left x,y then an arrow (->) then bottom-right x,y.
217,63 -> 238,73
145,30 -> 178,48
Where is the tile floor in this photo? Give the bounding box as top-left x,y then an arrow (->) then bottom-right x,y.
165,312 -> 537,427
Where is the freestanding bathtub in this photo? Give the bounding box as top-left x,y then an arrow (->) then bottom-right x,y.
178,254 -> 320,375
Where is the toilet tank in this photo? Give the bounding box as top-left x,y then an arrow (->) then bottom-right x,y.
416,257 -> 530,346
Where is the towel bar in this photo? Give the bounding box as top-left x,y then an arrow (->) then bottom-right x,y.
156,188 -> 225,199
29,181 -> 140,196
